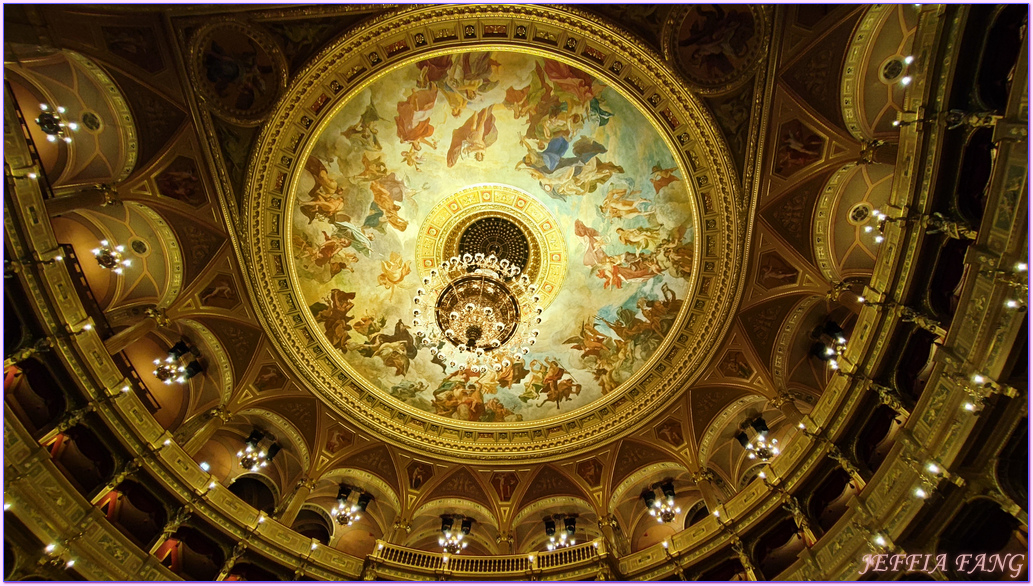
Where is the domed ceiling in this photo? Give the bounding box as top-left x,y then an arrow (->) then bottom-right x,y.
291,50 -> 696,423
244,6 -> 746,462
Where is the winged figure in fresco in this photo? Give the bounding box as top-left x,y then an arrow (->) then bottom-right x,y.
310,289 -> 356,352
416,55 -> 452,89
563,320 -> 610,359
377,251 -> 411,300
304,156 -> 343,197
447,104 -> 498,166
390,380 -> 428,402
355,319 -> 419,376
598,186 -> 653,222
341,96 -> 383,151
483,398 -> 521,422
650,164 -> 681,194
637,284 -> 683,339
357,153 -> 388,182
299,189 -> 347,225
652,223 -> 694,279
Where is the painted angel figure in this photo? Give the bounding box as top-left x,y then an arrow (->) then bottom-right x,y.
377,251 -> 411,300
447,104 -> 498,166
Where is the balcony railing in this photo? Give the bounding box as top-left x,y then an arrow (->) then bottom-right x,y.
369,539 -> 608,579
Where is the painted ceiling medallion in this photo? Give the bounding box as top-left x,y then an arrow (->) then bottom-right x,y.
189,21 -> 287,124
663,5 -> 768,92
245,5 -> 745,461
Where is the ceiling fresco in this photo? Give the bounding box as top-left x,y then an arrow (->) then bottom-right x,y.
289,50 -> 697,423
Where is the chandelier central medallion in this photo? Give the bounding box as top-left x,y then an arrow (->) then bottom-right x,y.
413,186 -> 562,371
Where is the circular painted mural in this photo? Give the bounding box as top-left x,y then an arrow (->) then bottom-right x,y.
190,22 -> 287,123
289,50 -> 697,423
665,5 -> 766,90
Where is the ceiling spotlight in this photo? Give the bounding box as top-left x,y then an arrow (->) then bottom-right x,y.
904,55 -> 914,65
901,76 -> 912,86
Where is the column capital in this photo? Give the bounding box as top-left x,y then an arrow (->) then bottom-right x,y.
144,307 -> 172,327
772,391 -> 794,409
691,469 -> 716,484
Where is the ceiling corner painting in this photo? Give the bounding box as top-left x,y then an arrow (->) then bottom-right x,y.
290,50 -> 697,423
